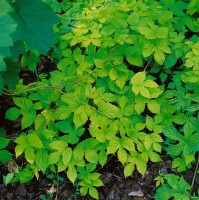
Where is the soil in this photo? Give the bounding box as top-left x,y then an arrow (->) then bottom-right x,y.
0,60 -> 199,200
0,156 -> 198,200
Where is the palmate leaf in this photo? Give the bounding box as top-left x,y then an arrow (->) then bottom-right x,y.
11,0 -> 59,54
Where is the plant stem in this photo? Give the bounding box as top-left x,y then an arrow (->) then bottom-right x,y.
190,152 -> 199,195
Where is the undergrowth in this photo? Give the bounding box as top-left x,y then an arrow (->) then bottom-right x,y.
1,0 -> 199,199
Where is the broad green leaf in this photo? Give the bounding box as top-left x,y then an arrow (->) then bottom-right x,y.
89,187 -> 98,199
107,137 -> 120,154
172,157 -> 186,172
54,105 -> 72,120
25,146 -> 35,164
140,87 -> 150,98
15,145 -> 25,158
27,133 -> 43,148
5,107 -> 21,121
3,172 -> 14,186
12,0 -> 59,54
0,138 -> 10,149
13,98 -> 36,129
154,51 -> 165,65
48,151 -> 61,164
124,163 -> 134,177
62,147 -> 72,166
118,148 -> 127,165
50,140 -> 68,151
144,80 -> 158,88
67,165 -> 77,183
85,149 -> 98,163
74,105 -> 89,128
98,150 -> 107,166
35,149 -> 49,173
146,116 -> 153,131
35,114 -> 46,131
131,72 -> 146,85
147,100 -> 160,114
97,101 -> 119,119
0,150 -> 12,163
173,113 -> 188,125
101,25 -> 115,35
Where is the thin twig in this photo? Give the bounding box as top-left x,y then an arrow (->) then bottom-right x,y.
190,152 -> 199,195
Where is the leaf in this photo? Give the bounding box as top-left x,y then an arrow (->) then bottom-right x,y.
117,148 -> 127,165
0,138 -> 10,149
35,114 -> 46,131
48,151 -> 60,164
131,72 -> 146,85
98,150 -> 107,166
0,150 -> 12,163
140,87 -> 150,98
147,100 -> 160,114
54,105 -> 71,120
154,51 -> 165,65
89,187 -> 98,199
146,116 -> 154,131
35,149 -> 49,173
3,172 -> 15,186
5,107 -> 21,121
0,0 -> 17,71
124,163 -> 135,177
97,101 -> 119,119
13,98 -> 36,129
73,105 -> 89,128
101,25 -> 115,35
107,137 -> 120,154
85,149 -> 98,163
12,0 -> 59,54
27,133 -> 44,148
172,157 -> 186,172
62,147 -> 72,166
25,146 -> 35,164
67,165 -> 77,184
50,140 -> 67,151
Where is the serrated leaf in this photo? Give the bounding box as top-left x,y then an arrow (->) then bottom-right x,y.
67,165 -> 77,184
50,140 -> 67,151
25,146 -> 35,164
13,98 -> 36,129
117,148 -> 127,165
73,105 -> 89,128
147,100 -> 160,114
89,187 -> 98,199
85,149 -> 98,163
140,87 -> 150,98
98,150 -> 107,167
154,51 -> 165,65
27,133 -> 43,148
48,151 -> 60,164
35,114 -> 46,131
54,105 -> 71,120
62,147 -> 72,166
107,138 -> 120,154
97,101 -> 119,119
12,0 -> 59,54
124,163 -> 134,177
35,149 -> 49,173
131,72 -> 146,85
15,144 -> 25,158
